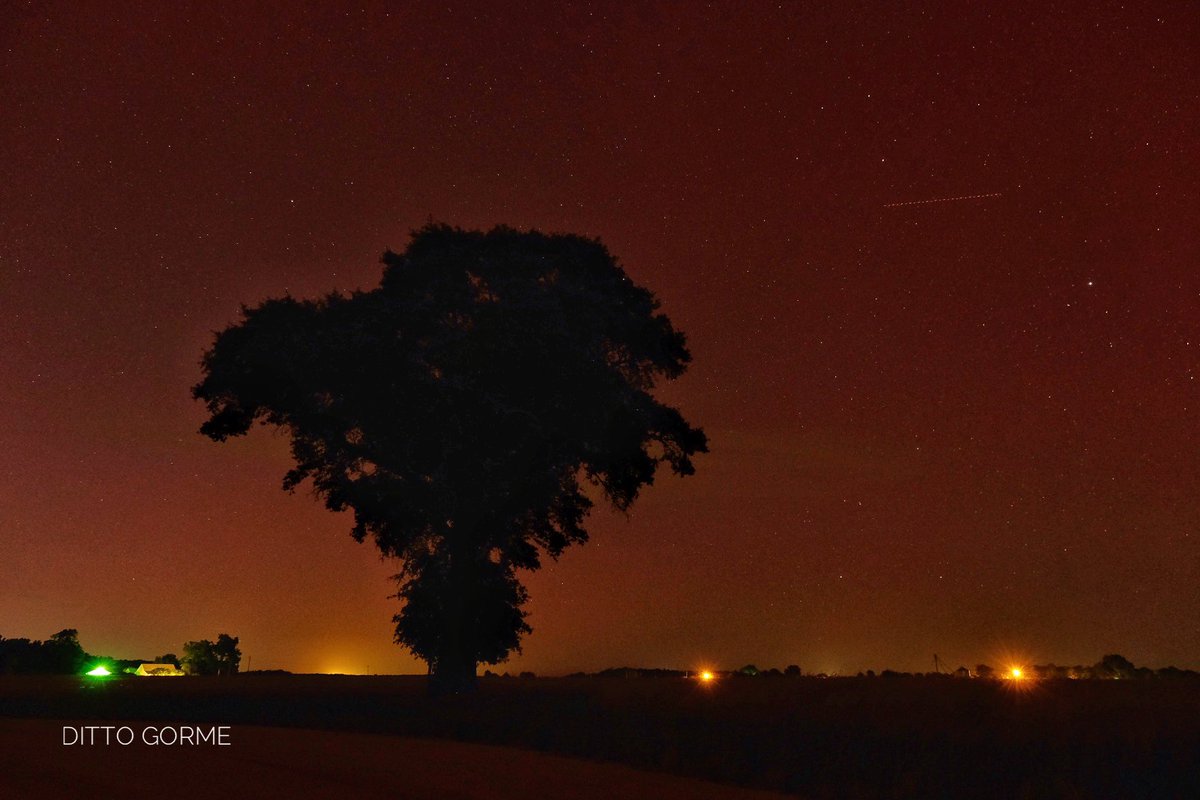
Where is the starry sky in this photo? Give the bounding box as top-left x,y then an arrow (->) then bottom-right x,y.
2,2 -> 1196,675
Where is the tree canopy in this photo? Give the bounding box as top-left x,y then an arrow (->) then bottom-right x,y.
181,634 -> 242,676
193,224 -> 707,691
0,629 -> 86,674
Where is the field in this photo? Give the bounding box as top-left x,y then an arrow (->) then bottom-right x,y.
2,674 -> 1198,798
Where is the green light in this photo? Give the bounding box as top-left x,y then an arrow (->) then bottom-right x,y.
85,666 -> 111,677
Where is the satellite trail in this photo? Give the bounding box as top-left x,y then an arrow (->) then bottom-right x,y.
883,192 -> 1002,208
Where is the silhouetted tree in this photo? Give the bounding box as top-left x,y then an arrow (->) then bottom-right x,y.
1095,653 -> 1136,680
213,634 -> 242,675
193,224 -> 707,693
1156,666 -> 1200,679
181,640 -> 219,675
182,634 -> 242,675
0,638 -> 36,674
181,640 -> 213,675
784,664 -> 802,676
0,630 -> 86,674
49,629 -> 79,644
46,629 -> 86,673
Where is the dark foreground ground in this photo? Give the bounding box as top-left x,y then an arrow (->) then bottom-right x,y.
1,718 -> 787,800
1,674 -> 1197,798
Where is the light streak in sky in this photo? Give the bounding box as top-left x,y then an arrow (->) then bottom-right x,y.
883,192 -> 1003,208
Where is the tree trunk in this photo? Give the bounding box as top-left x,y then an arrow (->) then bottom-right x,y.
428,532 -> 479,696
429,651 -> 477,695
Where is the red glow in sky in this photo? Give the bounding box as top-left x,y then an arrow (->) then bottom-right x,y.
1,2 -> 1196,674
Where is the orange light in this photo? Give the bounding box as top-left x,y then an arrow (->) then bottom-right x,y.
698,670 -> 715,683
1009,667 -> 1023,680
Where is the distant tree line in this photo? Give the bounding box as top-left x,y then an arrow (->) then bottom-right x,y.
0,629 -> 241,676
0,629 -> 87,675
563,664 -> 807,679
968,654 -> 1198,681
481,669 -> 538,679
563,655 -> 1198,681
872,654 -> 1198,680
180,635 -> 242,675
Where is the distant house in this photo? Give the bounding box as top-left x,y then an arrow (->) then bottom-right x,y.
953,666 -> 972,679
135,663 -> 184,676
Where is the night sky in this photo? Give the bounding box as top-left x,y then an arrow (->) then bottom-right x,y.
2,2 -> 1196,675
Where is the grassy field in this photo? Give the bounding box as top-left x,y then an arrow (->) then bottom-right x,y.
2,674 -> 1197,798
